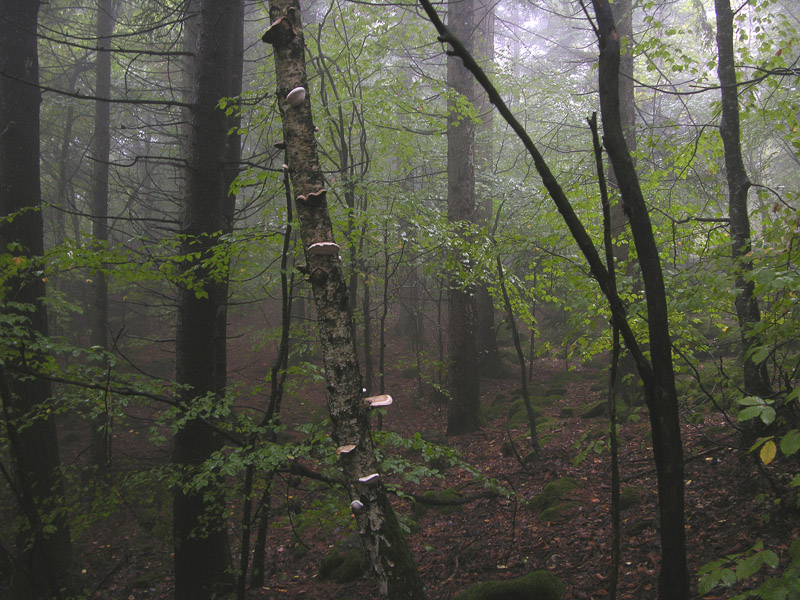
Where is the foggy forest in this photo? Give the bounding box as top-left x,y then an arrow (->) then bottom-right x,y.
1,0 -> 799,598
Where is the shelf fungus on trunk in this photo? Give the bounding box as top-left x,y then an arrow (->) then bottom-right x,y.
336,444 -> 357,455
261,15 -> 296,45
307,241 -> 340,256
296,188 -> 326,203
350,499 -> 364,512
285,86 -> 306,106
364,394 -> 393,408
358,473 -> 381,485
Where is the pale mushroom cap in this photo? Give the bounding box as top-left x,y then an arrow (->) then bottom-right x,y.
365,394 -> 393,407
336,444 -> 357,455
358,473 -> 380,484
307,241 -> 340,255
286,86 -> 306,106
350,500 -> 364,511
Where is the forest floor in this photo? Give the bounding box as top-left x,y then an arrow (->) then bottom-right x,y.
52,323 -> 800,600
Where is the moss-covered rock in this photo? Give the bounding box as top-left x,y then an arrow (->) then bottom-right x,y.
526,477 -> 579,515
558,406 -> 574,418
412,487 -> 463,518
580,400 -> 608,419
508,399 -> 543,427
619,486 -> 641,511
319,534 -> 365,583
419,429 -> 448,445
453,570 -> 565,600
539,501 -> 577,522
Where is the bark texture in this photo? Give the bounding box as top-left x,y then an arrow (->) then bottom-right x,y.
263,2 -> 425,598
89,0 -> 114,472
446,0 -> 482,435
714,0 -> 771,397
172,1 -> 239,597
0,1 -> 74,596
474,0 -> 500,369
591,1 -> 689,597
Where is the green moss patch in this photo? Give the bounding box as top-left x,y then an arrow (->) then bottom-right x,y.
318,535 -> 365,583
412,487 -> 463,519
619,486 -> 641,511
526,477 -> 579,516
453,570 -> 565,600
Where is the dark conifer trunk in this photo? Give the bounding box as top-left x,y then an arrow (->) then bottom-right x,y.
89,0 -> 114,472
172,1 -> 239,597
0,1 -> 74,596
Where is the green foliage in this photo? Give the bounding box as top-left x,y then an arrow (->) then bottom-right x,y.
698,539 -> 800,599
572,429 -> 608,466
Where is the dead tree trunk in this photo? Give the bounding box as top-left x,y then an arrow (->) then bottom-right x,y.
262,3 -> 425,598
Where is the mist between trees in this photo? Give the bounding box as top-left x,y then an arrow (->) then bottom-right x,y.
1,0 -> 799,599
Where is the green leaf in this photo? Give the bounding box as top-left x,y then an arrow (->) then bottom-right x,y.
739,406 -> 765,422
789,538 -> 800,563
736,551 -> 764,580
780,430 -> 800,457
762,549 -> 779,569
698,573 -> 718,596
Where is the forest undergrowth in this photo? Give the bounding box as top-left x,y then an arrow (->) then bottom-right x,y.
50,317 -> 798,600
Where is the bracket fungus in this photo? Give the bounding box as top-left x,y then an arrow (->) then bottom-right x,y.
296,188 -> 326,203
261,16 -> 296,46
350,499 -> 364,512
358,473 -> 380,485
285,86 -> 306,106
336,444 -> 357,455
307,241 -> 340,256
365,394 -> 393,408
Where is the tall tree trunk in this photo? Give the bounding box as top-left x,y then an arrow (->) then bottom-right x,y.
608,0 -> 640,405
262,3 -> 425,597
591,1 -> 689,597
89,0 -> 115,473
714,0 -> 772,398
216,0 -> 244,394
474,0 -> 499,371
417,2 -> 689,596
446,0 -> 482,435
172,1 -> 238,597
0,1 -> 74,597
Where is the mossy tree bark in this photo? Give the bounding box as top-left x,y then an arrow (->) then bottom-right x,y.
262,2 -> 425,598
0,1 -> 74,596
714,0 -> 772,398
172,1 -> 240,597
446,0 -> 482,435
